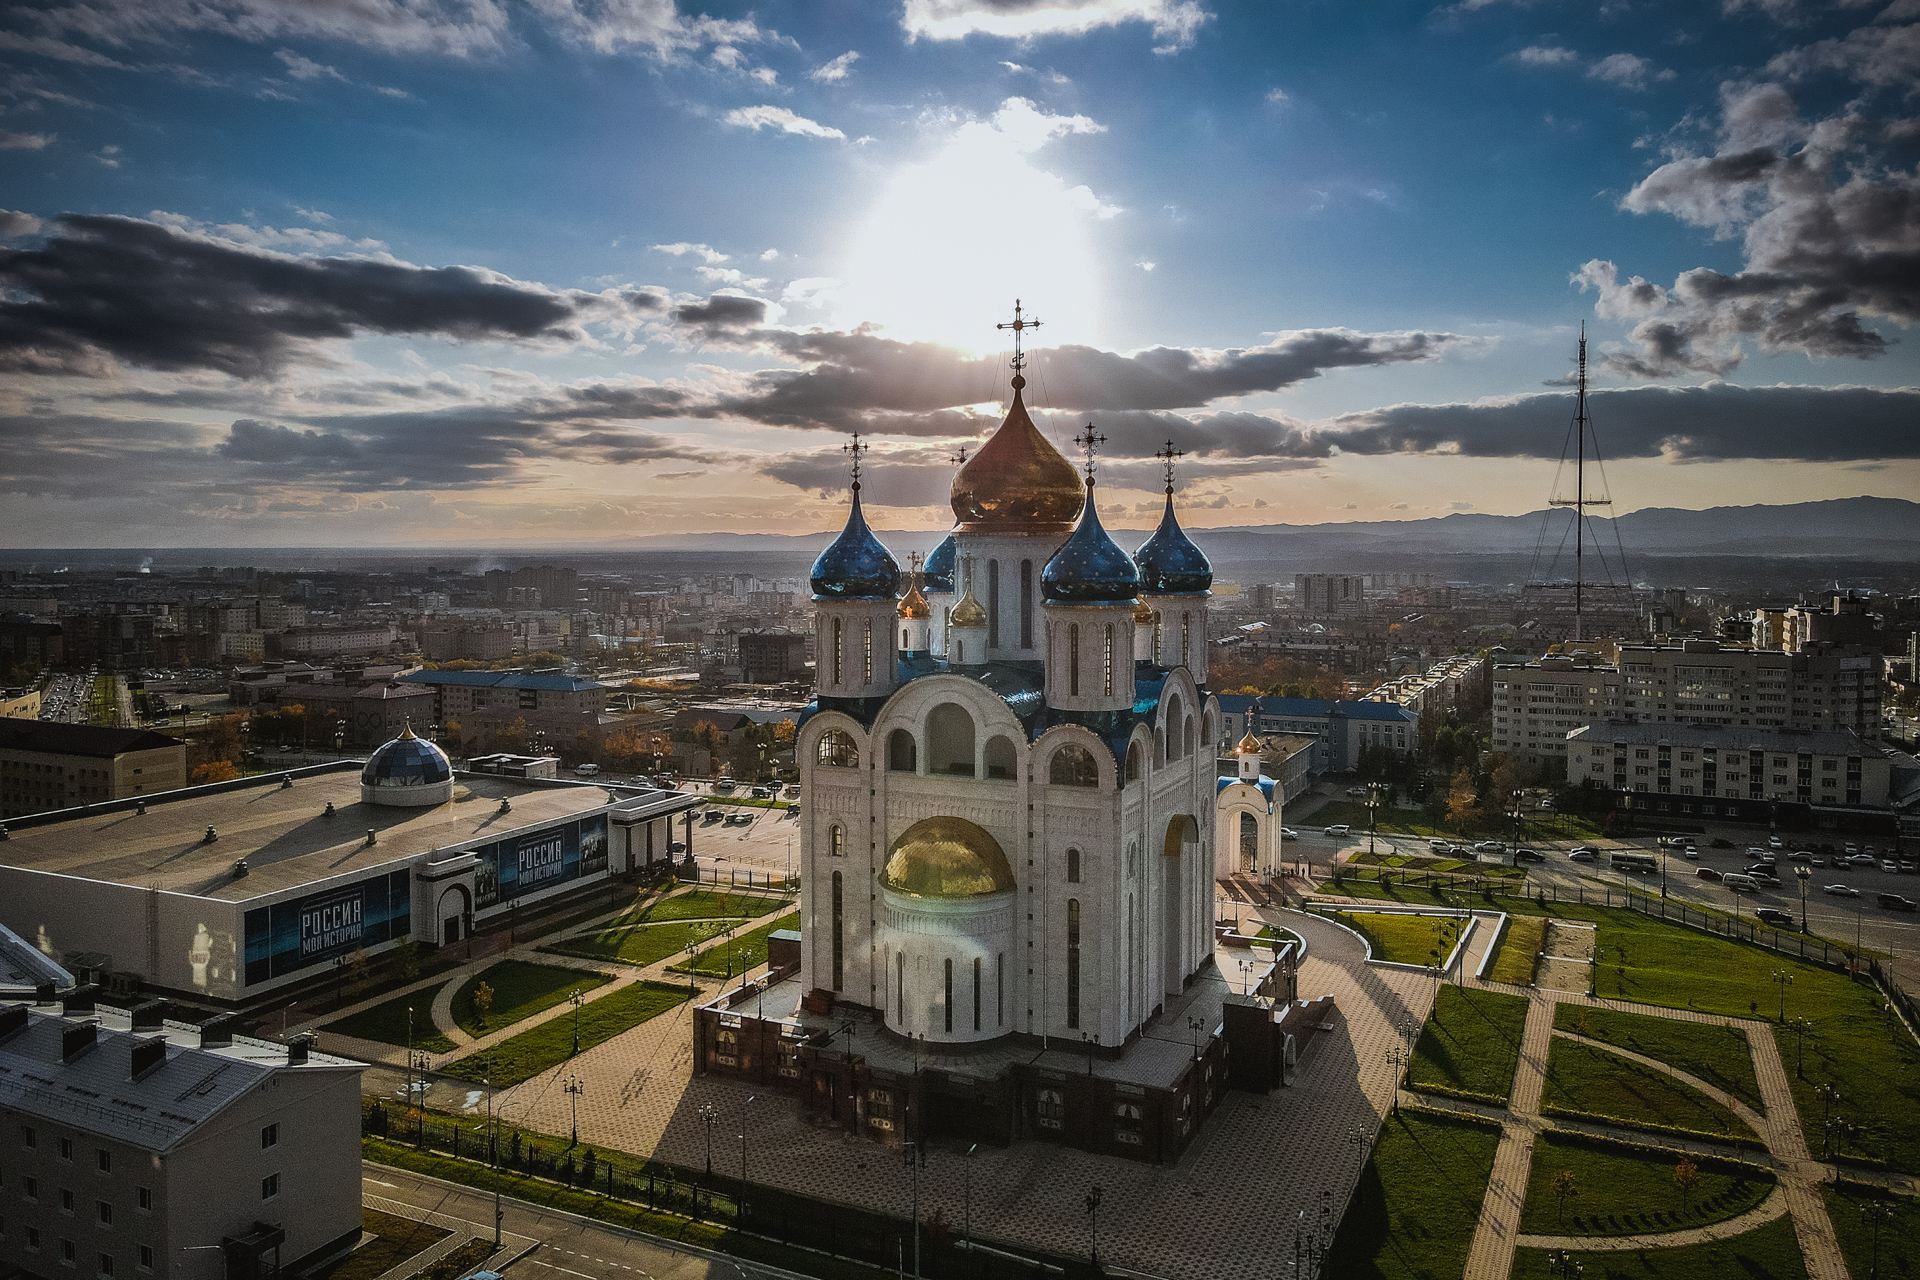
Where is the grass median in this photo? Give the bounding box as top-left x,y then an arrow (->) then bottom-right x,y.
676,912 -> 801,977
626,888 -> 791,923
1330,910 -> 1466,966
1542,1038 -> 1761,1145
1510,1214 -> 1806,1280
1328,1108 -> 1502,1279
545,919 -> 733,968
304,1207 -> 450,1280
1552,1005 -> 1763,1113
321,985 -> 458,1053
1822,1180 -> 1920,1280
1487,914 -> 1547,985
1408,984 -> 1530,1105
452,959 -> 611,1037
1520,1131 -> 1773,1237
442,980 -> 693,1087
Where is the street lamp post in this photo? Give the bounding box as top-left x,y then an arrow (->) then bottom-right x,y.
1186,1015 -> 1203,1062
738,1094 -> 755,1218
1771,968 -> 1794,1022
563,1073 -> 584,1146
962,1142 -> 979,1253
699,1102 -> 718,1177
1385,1045 -> 1408,1114
1366,783 -> 1383,855
1509,789 -> 1525,868
1788,1017 -> 1813,1078
1796,865 -> 1813,932
569,987 -> 584,1056
1083,1185 -> 1103,1270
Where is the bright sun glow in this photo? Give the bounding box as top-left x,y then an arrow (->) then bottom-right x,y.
835,100 -> 1112,355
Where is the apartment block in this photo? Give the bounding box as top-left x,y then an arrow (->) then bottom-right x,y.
1293,574 -> 1364,617
0,723 -> 186,821
1566,722 -> 1892,818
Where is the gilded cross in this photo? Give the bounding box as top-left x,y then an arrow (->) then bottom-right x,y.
1154,440 -> 1186,492
996,299 -> 1041,373
1074,422 -> 1107,481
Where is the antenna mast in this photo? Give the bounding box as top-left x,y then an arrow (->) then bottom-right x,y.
1547,324 -> 1612,642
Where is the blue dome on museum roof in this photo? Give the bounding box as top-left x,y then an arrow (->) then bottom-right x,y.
361,722 -> 452,790
1042,479 -> 1140,606
1134,490 -> 1213,596
810,483 -> 899,602
923,529 -> 957,594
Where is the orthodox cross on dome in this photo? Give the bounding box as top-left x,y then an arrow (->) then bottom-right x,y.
843,431 -> 867,488
1073,422 -> 1107,483
1154,440 -> 1186,494
909,549 -> 924,574
996,299 -> 1041,375
947,443 -> 970,468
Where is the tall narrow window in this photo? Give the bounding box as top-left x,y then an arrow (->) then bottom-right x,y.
1182,612 -> 1192,666
896,952 -> 906,1026
1066,899 -> 1082,1030
831,871 -> 844,992
1127,892 -> 1134,1024
944,958 -> 954,1032
831,616 -> 843,685
1069,623 -> 1081,696
1152,612 -> 1162,664
830,824 -> 845,857
996,952 -> 1004,1026
973,956 -> 983,1032
863,618 -> 873,686
1103,625 -> 1114,696
903,627 -> 910,648
987,560 -> 1000,649
1019,561 -> 1033,648
1066,847 -> 1081,882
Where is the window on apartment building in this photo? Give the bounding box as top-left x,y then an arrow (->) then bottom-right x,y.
138,1246 -> 152,1272
261,1175 -> 280,1201
60,1188 -> 74,1213
135,1189 -> 149,1212
261,1124 -> 278,1150
59,1138 -> 73,1160
95,1150 -> 109,1173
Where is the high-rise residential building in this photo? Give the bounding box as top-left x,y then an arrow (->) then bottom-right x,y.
1294,573 -> 1363,616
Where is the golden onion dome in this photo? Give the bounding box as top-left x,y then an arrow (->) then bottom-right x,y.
950,376 -> 1085,535
950,579 -> 988,628
881,816 -> 1016,898
1133,599 -> 1155,625
898,578 -> 932,620
1236,729 -> 1262,754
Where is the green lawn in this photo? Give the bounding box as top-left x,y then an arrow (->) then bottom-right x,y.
442,980 -> 692,1087
303,1208 -> 450,1280
1552,1005 -> 1763,1113
1510,1215 -> 1806,1280
1408,984 -> 1530,1105
1822,1181 -> 1920,1280
1310,798 -> 1606,843
544,919 -> 733,967
320,985 -> 457,1054
678,912 -> 801,977
1542,1039 -> 1760,1145
622,887 -> 792,924
1331,910 -> 1467,967
1335,885 -> 1920,1173
451,959 -> 611,1037
1328,1109 -> 1503,1280
1488,915 -> 1546,986
1520,1131 -> 1773,1237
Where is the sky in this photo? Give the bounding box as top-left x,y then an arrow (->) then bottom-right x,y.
0,0 -> 1916,548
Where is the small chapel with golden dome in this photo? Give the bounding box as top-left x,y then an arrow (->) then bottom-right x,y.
795,316 -> 1227,1050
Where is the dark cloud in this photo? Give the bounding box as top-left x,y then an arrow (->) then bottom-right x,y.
0,214 -> 645,378
670,292 -> 771,340
1590,63 -> 1920,378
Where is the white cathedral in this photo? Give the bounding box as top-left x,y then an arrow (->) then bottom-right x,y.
794,344 -> 1274,1052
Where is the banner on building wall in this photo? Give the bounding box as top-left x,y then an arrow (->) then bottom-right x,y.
242,868 -> 411,985
471,813 -> 608,909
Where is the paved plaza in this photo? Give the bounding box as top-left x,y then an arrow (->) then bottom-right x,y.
312,872 -> 1437,1280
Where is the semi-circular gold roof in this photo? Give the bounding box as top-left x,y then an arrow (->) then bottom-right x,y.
950,377 -> 1084,535
881,816 -> 1016,898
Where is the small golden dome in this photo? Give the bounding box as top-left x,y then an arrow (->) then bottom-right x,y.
1236,729 -> 1262,754
882,816 -> 1016,898
950,377 -> 1085,535
1133,600 -> 1154,625
951,582 -> 988,628
898,568 -> 931,620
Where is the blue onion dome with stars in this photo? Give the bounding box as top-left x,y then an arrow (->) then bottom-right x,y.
923,529 -> 957,593
810,480 -> 899,601
361,720 -> 454,807
1043,477 -> 1140,605
1135,492 -> 1213,595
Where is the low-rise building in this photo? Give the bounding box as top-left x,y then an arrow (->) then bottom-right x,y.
0,723 -> 187,821
1214,696 -> 1416,772
0,999 -> 365,1280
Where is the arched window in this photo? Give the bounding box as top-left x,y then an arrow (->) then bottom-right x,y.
1165,695 -> 1184,760
984,735 -> 1017,780
974,956 -> 983,1032
1103,624 -> 1114,697
888,729 -> 917,772
902,626 -> 910,649
1154,728 -> 1165,768
1066,899 -> 1082,1030
1182,612 -> 1192,666
1068,622 -> 1080,696
896,952 -> 905,1026
1049,743 -> 1100,788
831,616 -> 843,685
1066,847 -> 1081,883
1125,740 -> 1143,782
1151,611 -> 1162,664
1019,560 -> 1033,648
1240,812 -> 1259,862
863,617 -> 873,686
987,560 -> 1000,649
831,870 -> 844,992
1184,714 -> 1196,759
830,824 -> 845,857
816,729 -> 859,768
928,702 -> 976,777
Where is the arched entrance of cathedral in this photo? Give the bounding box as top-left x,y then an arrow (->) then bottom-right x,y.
1162,814 -> 1198,995
436,884 -> 470,946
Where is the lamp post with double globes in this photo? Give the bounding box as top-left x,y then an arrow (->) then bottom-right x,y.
1796,865 -> 1813,932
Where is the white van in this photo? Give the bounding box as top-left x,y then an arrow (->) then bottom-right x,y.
573,763 -> 601,777
1722,873 -> 1761,893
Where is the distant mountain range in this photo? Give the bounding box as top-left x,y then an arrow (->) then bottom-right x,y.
604,496 -> 1920,564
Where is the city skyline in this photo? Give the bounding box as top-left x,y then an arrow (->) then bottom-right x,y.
1,0 -> 1916,547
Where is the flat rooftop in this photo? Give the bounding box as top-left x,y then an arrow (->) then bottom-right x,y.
0,770 -> 620,902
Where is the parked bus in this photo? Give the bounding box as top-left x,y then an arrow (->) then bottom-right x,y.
1611,851 -> 1660,875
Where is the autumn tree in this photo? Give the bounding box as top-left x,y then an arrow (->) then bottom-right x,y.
470,980 -> 495,1031
1445,768 -> 1478,831
1550,1169 -> 1579,1225
190,761 -> 240,784
1673,1156 -> 1700,1214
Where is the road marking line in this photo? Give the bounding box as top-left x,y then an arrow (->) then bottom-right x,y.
526,1261 -> 598,1280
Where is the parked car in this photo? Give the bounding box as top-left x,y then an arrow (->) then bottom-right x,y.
573,763 -> 601,777
1569,849 -> 1598,862
1756,907 -> 1797,929
1346,786 -> 1369,796
701,810 -> 723,825
1280,827 -> 1299,841
728,812 -> 754,826
1757,852 -> 1778,864
1695,866 -> 1724,882
1709,837 -> 1736,849
1429,840 -> 1456,854
668,840 -> 687,855
1878,893 -> 1918,912
751,786 -> 773,799
1823,884 -> 1860,897
1788,850 -> 1814,862
1324,824 -> 1351,836
1476,841 -> 1507,854
1883,860 -> 1900,874
1770,835 -> 1785,849
1681,847 -> 1700,860
1848,853 -> 1878,866
714,777 -> 736,793
1514,848 -> 1545,863
1568,845 -> 1598,857
1744,863 -> 1774,876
